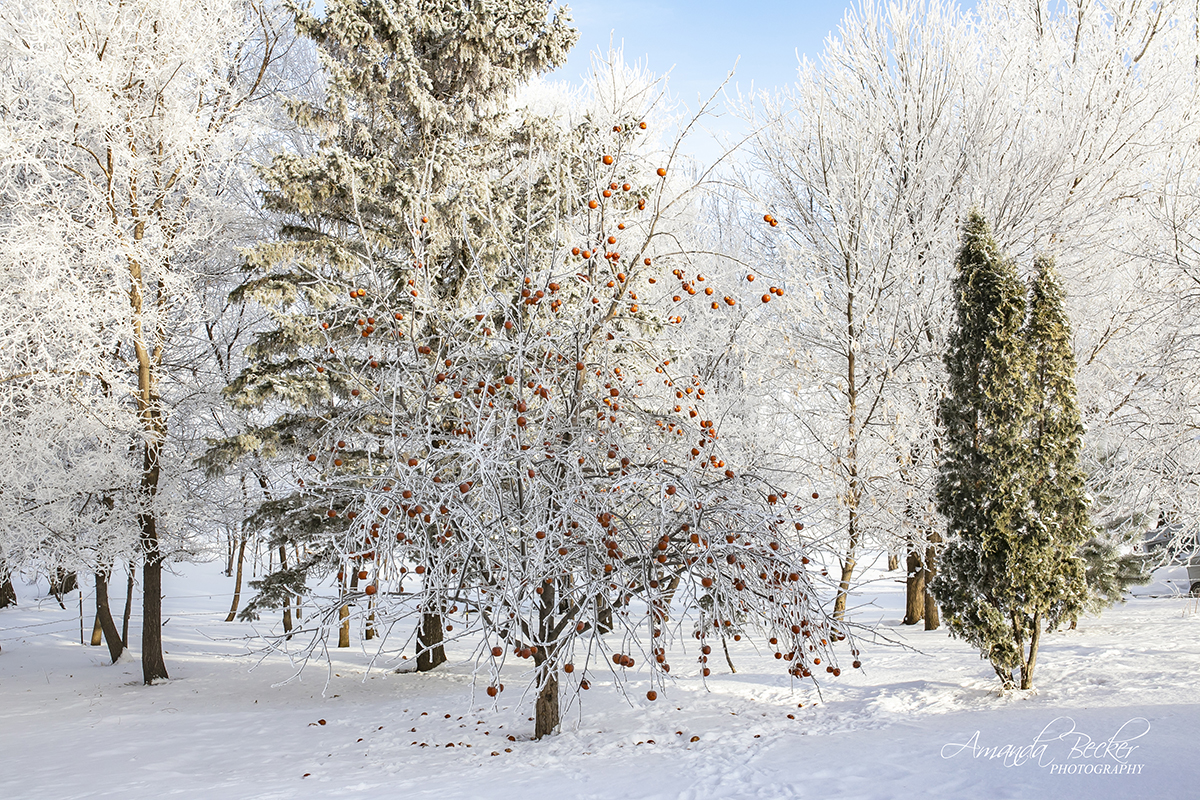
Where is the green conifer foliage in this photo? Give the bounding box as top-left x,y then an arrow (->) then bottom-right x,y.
1076,533 -> 1150,619
1024,257 -> 1091,635
207,0 -> 576,660
933,214 -> 1090,690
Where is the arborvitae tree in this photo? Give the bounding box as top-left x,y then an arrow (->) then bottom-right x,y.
935,224 -> 1096,690
1023,257 -> 1091,635
1029,259 -> 1147,625
208,0 -> 576,665
1074,533 -> 1149,624
931,212 -> 1039,689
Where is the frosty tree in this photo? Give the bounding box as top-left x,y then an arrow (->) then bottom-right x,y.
0,0 -> 281,680
933,216 -> 1089,690
280,73 -> 849,738
742,0 -> 971,620
218,0 -> 853,734
965,0 -> 1200,563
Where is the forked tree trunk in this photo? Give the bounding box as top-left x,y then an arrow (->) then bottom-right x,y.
50,568 -> 77,608
94,571 -> 125,663
903,548 -> 925,625
129,219 -> 169,685
225,533 -> 248,622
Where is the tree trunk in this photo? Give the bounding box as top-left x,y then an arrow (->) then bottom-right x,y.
134,396 -> 168,682
534,665 -> 560,740
658,574 -> 681,620
833,257 -> 860,622
139,433 -> 169,683
903,548 -> 925,625
50,568 -> 77,608
278,544 -> 293,636
994,663 -> 1015,690
887,552 -> 899,571
225,533 -> 248,622
129,227 -> 168,684
94,571 -> 125,663
1020,612 -> 1041,690
91,612 -> 104,646
338,603 -> 351,648
833,522 -> 859,619
339,568 -> 359,648
141,552 -> 168,683
0,573 -> 15,608
922,532 -> 941,631
533,580 -> 560,739
417,610 -> 446,671
293,543 -> 304,621
596,594 -> 614,633
121,562 -> 134,649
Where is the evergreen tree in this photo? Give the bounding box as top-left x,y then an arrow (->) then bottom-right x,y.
1032,262 -> 1151,625
1074,533 -> 1149,623
931,212 -> 1040,690
1023,257 -> 1092,636
207,0 -> 577,666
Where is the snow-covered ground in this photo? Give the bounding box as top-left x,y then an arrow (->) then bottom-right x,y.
2,563 -> 1196,800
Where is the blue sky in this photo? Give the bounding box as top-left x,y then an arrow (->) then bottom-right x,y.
551,1 -> 858,105
546,0 -> 870,161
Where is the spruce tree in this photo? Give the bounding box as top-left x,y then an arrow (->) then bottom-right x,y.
207,0 -> 576,666
931,212 -> 1039,689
